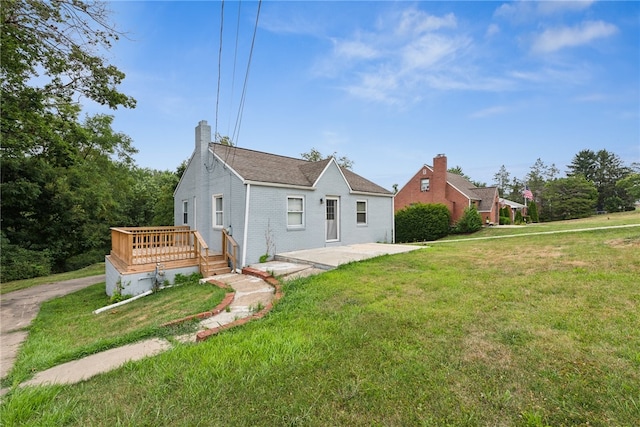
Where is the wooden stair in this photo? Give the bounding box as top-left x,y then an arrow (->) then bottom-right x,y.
202,254 -> 232,277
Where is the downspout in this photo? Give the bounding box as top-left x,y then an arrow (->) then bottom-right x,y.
391,196 -> 396,243
241,183 -> 251,267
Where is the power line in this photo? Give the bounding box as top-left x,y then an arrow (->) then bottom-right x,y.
214,0 -> 225,143
231,0 -> 261,147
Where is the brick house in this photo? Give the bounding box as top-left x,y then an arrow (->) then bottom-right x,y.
394,154 -> 500,225
173,120 -> 395,267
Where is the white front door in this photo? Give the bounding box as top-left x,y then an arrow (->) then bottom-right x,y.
325,197 -> 339,242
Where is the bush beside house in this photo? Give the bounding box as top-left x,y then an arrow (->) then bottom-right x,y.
452,207 -> 483,234
395,203 -> 450,242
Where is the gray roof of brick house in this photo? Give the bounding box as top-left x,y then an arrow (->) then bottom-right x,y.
470,187 -> 498,211
444,171 -> 497,211
210,143 -> 392,195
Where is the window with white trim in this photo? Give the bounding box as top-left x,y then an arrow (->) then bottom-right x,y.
182,201 -> 188,224
420,178 -> 430,192
356,200 -> 367,225
287,196 -> 304,227
213,195 -> 223,228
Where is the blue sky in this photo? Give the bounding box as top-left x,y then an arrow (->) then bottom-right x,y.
90,1 -> 639,190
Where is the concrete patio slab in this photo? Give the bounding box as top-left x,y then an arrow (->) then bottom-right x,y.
275,243 -> 423,270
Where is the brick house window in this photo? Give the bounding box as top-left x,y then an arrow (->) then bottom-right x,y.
287,196 -> 304,227
421,178 -> 430,192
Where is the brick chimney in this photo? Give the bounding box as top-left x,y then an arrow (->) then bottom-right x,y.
432,154 -> 447,200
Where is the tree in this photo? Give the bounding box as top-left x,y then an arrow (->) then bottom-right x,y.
493,165 -> 511,197
506,177 -> 524,202
1,0 -> 137,276
448,165 -> 486,187
1,0 -> 135,109
301,148 -> 354,169
527,201 -> 539,223
541,176 -> 598,221
567,149 -> 632,211
526,158 -> 559,201
215,134 -> 234,146
616,173 -> 640,205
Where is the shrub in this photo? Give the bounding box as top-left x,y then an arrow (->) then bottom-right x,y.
452,207 -> 483,234
499,216 -> 511,225
500,206 -> 510,218
0,233 -> 52,282
514,210 -> 523,225
528,201 -> 539,223
395,203 -> 450,242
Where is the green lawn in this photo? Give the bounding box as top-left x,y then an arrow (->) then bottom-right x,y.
1,216 -> 639,426
3,276 -> 228,388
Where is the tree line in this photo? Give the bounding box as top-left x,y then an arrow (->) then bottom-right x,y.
492,151 -> 639,221
1,1 -> 181,281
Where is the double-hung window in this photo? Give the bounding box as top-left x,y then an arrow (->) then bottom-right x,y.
287,196 -> 304,227
182,201 -> 188,225
213,195 -> 223,228
356,200 -> 367,225
421,178 -> 430,192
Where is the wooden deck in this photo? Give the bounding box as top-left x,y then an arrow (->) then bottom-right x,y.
109,226 -> 238,276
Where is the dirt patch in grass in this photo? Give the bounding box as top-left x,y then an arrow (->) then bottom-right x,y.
462,330 -> 512,369
606,236 -> 640,248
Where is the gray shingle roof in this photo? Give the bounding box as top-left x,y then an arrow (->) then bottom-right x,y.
210,143 -> 392,195
445,171 -> 498,211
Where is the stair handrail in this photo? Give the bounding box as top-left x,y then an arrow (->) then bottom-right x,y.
222,228 -> 238,272
193,231 -> 210,276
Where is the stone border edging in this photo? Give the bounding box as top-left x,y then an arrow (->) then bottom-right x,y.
161,280 -> 235,328
195,268 -> 283,342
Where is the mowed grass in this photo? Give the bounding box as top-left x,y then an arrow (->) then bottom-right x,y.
2,222 -> 639,426
441,209 -> 640,241
3,278 -> 228,388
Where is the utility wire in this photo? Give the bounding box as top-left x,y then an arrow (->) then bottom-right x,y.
231,0 -> 261,148
214,0 -> 225,143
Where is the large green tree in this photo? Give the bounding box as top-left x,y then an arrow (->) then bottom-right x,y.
1,0 -> 138,277
567,149 -> 632,211
541,176 -> 598,221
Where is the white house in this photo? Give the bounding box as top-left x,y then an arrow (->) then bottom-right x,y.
174,120 -> 395,267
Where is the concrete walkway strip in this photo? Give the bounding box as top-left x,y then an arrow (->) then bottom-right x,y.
21,338 -> 171,387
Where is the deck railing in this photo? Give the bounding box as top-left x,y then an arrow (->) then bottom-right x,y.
193,230 -> 210,277
222,228 -> 239,272
110,226 -> 204,266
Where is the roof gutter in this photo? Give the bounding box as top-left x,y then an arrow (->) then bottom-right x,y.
243,180 -> 317,191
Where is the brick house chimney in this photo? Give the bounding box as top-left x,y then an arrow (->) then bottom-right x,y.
432,154 -> 447,200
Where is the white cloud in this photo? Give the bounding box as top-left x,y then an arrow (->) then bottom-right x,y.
401,34 -> 469,70
486,23 -> 500,38
332,38 -> 380,61
469,105 -> 509,119
396,9 -> 457,36
495,0 -> 595,21
532,20 -> 618,53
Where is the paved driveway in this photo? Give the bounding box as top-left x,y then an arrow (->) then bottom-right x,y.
0,275 -> 105,379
